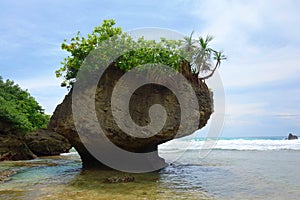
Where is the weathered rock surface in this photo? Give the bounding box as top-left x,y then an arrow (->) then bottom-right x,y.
24,128 -> 72,156
0,120 -> 15,135
48,66 -> 213,169
0,134 -> 36,161
287,133 -> 298,140
0,120 -> 72,160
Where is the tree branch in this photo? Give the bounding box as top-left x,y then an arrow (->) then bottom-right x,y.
199,62 -> 219,81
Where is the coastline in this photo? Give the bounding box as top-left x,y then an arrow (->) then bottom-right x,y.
0,137 -> 299,200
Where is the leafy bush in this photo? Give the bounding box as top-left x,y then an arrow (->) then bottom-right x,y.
56,19 -> 226,89
0,77 -> 50,134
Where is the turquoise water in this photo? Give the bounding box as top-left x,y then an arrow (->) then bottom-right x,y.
0,137 -> 300,199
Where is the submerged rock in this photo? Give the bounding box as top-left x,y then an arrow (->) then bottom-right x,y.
104,175 -> 135,183
0,134 -> 36,161
24,128 -> 72,156
0,170 -> 16,182
49,66 -> 213,169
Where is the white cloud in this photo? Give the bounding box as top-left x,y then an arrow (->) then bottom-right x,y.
189,0 -> 300,89
223,102 -> 268,128
192,0 -> 300,44
219,45 -> 300,88
191,1 -> 266,44
226,102 -> 268,116
187,0 -> 300,135
16,76 -> 61,91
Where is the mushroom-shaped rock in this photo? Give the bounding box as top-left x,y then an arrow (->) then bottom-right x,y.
48,66 -> 213,170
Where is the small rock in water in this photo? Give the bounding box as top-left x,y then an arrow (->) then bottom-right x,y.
286,133 -> 298,140
104,175 -> 135,183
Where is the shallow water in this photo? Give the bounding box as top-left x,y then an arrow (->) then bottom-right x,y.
0,148 -> 300,199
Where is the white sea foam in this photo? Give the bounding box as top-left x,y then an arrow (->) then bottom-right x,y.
60,151 -> 79,156
60,140 -> 300,155
158,138 -> 300,151
60,147 -> 80,156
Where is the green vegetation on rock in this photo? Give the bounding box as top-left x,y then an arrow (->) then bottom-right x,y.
0,77 -> 50,134
56,19 -> 226,89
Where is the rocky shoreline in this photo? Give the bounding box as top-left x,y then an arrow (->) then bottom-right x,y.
0,128 -> 71,161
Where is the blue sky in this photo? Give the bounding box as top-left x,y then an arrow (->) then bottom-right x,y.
1,0 -> 300,137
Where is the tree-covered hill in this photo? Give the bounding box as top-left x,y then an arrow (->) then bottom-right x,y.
0,77 -> 50,134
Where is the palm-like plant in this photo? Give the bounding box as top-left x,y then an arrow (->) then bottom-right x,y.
199,50 -> 227,80
180,32 -> 226,82
182,31 -> 196,53
190,34 -> 226,81
181,31 -> 196,69
194,35 -> 214,76
179,31 -> 197,78
213,50 -> 227,67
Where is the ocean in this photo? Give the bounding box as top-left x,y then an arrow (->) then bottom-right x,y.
0,136 -> 299,200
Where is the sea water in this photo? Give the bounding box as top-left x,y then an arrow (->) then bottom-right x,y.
0,137 -> 299,199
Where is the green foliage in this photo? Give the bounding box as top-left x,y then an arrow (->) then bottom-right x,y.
0,77 -> 50,134
115,37 -> 183,71
56,19 -> 122,88
56,19 -> 226,88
